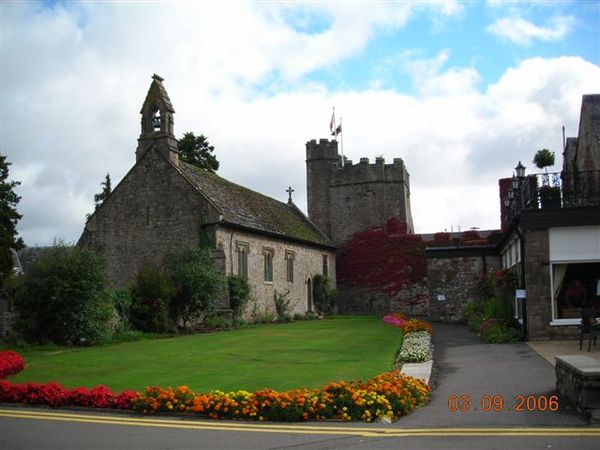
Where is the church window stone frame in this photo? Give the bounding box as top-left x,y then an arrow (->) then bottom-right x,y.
236,241 -> 249,279
285,251 -> 295,283
322,254 -> 329,276
263,247 -> 274,283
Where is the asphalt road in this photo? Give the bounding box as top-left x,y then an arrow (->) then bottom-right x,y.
1,323 -> 598,449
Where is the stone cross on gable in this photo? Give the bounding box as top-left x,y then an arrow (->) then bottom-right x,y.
286,186 -> 294,203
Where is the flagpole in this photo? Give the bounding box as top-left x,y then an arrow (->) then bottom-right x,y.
340,116 -> 344,167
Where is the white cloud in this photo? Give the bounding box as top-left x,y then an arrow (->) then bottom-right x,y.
487,15 -> 575,45
1,2 -> 598,244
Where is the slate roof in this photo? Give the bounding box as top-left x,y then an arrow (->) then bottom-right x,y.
176,161 -> 334,248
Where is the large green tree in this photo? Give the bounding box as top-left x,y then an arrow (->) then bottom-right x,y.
178,132 -> 220,172
0,154 -> 24,284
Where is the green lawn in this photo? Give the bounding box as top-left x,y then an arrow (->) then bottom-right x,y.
8,316 -> 401,393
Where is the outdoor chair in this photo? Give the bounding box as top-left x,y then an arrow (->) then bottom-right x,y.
579,307 -> 600,352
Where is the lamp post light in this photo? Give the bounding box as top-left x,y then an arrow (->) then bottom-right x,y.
515,161 -> 526,179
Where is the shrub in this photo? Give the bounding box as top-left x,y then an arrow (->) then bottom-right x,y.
483,297 -> 514,323
304,311 -> 318,320
273,289 -> 292,322
204,315 -> 231,330
166,247 -> 226,330
312,274 -> 336,315
482,323 -> 521,343
228,275 -> 251,319
129,264 -> 175,333
463,298 -> 520,343
14,244 -> 112,346
463,301 -> 485,330
0,350 -> 24,378
112,288 -> 132,324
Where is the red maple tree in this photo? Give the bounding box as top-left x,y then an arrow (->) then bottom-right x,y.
337,218 -> 426,297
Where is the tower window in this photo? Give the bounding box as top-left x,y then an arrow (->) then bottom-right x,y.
322,254 -> 329,276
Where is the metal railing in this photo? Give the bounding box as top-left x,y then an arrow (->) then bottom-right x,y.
506,170 -> 600,223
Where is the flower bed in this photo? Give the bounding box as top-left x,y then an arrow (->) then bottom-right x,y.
0,350 -> 430,422
383,313 -> 433,366
131,371 -> 430,422
383,313 -> 432,335
0,380 -> 137,409
0,351 -> 25,379
397,331 -> 432,363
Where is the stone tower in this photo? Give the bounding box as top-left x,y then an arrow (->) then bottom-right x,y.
306,138 -> 413,246
136,74 -> 179,164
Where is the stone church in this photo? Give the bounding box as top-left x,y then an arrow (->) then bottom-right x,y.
78,75 -> 336,318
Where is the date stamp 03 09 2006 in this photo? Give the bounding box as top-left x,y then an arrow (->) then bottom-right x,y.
447,394 -> 560,413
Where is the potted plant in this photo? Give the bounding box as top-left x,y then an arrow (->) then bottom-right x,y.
533,149 -> 561,208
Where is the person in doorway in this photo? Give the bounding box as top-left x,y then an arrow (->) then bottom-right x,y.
565,279 -> 588,308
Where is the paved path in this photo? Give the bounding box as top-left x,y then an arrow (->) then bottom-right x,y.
399,322 -> 587,427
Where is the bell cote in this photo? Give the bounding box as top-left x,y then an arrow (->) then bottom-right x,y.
136,74 -> 179,164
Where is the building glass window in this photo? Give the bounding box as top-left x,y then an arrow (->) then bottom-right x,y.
264,248 -> 274,282
552,262 -> 600,320
322,254 -> 328,276
236,242 -> 249,279
285,251 -> 294,283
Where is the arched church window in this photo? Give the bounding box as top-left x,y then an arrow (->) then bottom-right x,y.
236,242 -> 249,279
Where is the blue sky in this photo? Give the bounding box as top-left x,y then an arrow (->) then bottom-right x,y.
1,1 -> 599,245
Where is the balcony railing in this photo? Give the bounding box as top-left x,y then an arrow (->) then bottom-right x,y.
506,170 -> 600,223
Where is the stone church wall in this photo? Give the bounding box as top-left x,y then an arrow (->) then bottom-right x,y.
79,148 -> 220,288
215,228 -> 336,320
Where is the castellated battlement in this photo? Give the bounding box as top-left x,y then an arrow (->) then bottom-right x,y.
306,138 -> 414,245
332,154 -> 408,186
306,138 -> 339,161
306,138 -> 408,185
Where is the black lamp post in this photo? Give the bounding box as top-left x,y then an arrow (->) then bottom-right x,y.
515,161 -> 526,179
514,161 -> 527,341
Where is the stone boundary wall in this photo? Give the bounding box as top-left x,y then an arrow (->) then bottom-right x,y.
556,355 -> 600,423
337,282 -> 428,316
426,246 -> 501,322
